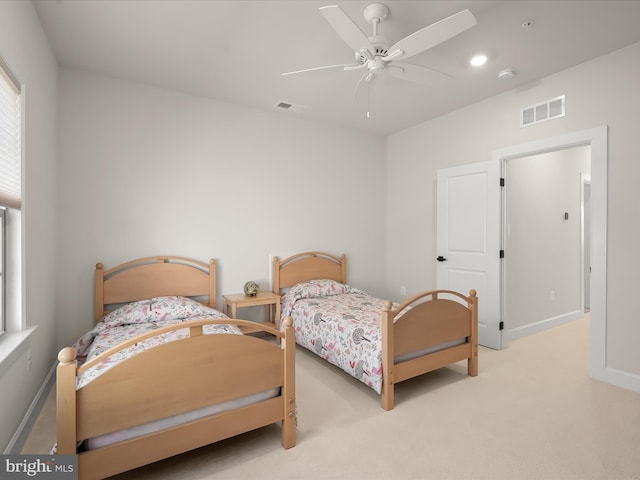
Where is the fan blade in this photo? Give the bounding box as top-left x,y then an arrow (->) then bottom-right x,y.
389,9 -> 477,61
282,63 -> 359,76
388,63 -> 451,86
320,5 -> 375,56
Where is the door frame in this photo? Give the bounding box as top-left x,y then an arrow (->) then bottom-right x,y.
492,126 -> 607,382
581,174 -> 591,311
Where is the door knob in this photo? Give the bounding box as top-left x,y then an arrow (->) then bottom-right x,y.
436,256 -> 447,262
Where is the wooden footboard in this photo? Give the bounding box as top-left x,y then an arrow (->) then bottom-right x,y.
57,318 -> 295,480
381,290 -> 478,410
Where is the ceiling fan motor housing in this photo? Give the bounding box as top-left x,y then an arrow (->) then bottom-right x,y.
355,40 -> 390,64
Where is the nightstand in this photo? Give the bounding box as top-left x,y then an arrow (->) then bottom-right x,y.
223,291 -> 281,326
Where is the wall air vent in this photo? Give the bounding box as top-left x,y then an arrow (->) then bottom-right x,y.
274,101 -> 307,113
521,95 -> 565,127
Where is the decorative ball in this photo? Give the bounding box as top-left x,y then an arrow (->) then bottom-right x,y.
244,281 -> 259,297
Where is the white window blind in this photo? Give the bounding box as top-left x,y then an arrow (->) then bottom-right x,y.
0,61 -> 21,210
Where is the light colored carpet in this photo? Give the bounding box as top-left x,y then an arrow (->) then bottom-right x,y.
22,314 -> 640,479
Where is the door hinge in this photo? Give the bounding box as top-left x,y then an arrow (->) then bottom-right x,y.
500,178 -> 505,187
499,321 -> 504,331
500,249 -> 504,258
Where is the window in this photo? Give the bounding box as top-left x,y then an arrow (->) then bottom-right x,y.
0,207 -> 6,335
0,57 -> 22,337
0,208 -> 4,335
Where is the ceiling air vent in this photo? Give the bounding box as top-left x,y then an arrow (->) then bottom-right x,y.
274,101 -> 307,113
521,95 -> 565,127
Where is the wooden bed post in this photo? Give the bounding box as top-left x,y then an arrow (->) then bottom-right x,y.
272,256 -> 280,295
468,290 -> 479,377
381,300 -> 394,411
56,347 -> 78,454
209,258 -> 216,309
340,254 -> 347,284
281,317 -> 296,448
95,263 -> 104,323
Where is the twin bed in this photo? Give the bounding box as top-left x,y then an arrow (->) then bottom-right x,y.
56,252 -> 478,478
56,256 -> 296,480
272,251 -> 478,411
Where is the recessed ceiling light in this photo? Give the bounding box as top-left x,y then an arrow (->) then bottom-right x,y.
470,54 -> 487,67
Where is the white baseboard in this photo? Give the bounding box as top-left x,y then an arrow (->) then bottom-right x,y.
508,309 -> 583,340
590,364 -> 640,394
4,361 -> 56,454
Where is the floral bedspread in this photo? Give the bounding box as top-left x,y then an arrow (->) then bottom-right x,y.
281,279 -> 394,394
73,296 -> 241,389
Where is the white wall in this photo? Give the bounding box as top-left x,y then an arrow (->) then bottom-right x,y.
56,69 -> 388,348
387,42 -> 640,381
0,1 -> 58,452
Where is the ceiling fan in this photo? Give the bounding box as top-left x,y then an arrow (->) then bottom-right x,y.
282,3 -> 477,108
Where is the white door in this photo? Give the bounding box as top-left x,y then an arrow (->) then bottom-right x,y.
436,160 -> 502,349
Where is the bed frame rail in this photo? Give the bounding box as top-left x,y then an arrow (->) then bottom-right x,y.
77,397 -> 285,480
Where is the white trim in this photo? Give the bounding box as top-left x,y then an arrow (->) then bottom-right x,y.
580,173 -> 591,311
493,126 -> 611,386
594,368 -> 640,394
0,326 -> 36,377
4,359 -> 55,454
508,310 -> 583,340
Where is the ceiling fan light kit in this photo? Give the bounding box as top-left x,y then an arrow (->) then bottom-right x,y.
282,3 -> 478,116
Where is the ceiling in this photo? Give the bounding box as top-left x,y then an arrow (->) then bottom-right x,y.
34,0 -> 640,136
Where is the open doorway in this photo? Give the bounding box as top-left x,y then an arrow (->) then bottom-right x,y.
493,126 -> 607,383
503,145 -> 590,340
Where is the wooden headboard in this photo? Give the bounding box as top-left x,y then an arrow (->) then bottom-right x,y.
272,252 -> 347,294
95,256 -> 216,323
